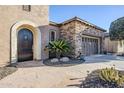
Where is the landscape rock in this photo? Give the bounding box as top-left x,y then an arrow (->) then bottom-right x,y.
50,58 -> 59,63
60,57 -> 69,62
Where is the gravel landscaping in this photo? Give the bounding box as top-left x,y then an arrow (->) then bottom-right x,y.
0,66 -> 17,80
81,69 -> 124,88
0,55 -> 123,88
43,59 -> 84,67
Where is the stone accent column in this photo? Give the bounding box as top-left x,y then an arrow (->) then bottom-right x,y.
74,33 -> 83,57
100,36 -> 105,54
59,21 -> 76,57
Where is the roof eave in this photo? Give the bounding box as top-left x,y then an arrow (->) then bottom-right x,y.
49,21 -> 59,26
60,17 -> 106,32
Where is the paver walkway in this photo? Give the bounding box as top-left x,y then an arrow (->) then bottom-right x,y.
0,54 -> 124,88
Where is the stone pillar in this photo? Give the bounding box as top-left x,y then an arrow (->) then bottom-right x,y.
100,37 -> 104,54
74,33 -> 83,57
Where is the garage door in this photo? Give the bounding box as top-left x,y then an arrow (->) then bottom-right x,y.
82,37 -> 99,56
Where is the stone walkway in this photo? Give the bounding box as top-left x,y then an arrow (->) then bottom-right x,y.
0,54 -> 124,88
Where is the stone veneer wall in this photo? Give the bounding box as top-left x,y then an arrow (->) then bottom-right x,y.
75,21 -> 105,56
59,21 -> 76,57
0,5 -> 49,66
59,20 -> 105,57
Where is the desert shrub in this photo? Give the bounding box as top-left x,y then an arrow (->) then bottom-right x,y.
99,67 -> 124,86
81,68 -> 124,88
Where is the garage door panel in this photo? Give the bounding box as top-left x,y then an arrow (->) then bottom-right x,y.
82,37 -> 99,56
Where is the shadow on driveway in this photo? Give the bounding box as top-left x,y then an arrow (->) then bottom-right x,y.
66,78 -> 83,88
84,54 -> 124,64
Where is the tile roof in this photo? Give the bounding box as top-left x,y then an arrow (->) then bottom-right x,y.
50,16 -> 106,32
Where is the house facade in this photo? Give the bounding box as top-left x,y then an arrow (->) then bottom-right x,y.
50,17 -> 106,57
0,5 -> 49,66
0,5 -> 106,67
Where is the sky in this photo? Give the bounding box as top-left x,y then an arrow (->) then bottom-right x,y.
50,5 -> 124,31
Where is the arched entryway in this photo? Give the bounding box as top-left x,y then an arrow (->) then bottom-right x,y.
11,20 -> 42,63
18,28 -> 33,62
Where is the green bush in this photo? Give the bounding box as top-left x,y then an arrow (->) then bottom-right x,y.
109,17 -> 124,40
46,40 -> 71,59
99,67 -> 124,86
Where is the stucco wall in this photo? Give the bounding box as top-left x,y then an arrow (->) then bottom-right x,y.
39,25 -> 60,59
117,40 -> 124,54
104,37 -> 118,53
104,37 -> 124,54
49,25 -> 60,40
0,5 -> 49,66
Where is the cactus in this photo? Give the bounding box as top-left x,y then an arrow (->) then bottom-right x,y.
99,67 -> 124,86
116,75 -> 124,86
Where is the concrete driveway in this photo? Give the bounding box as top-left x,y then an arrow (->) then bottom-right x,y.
0,54 -> 124,88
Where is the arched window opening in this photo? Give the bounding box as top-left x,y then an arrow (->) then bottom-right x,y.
50,31 -> 56,41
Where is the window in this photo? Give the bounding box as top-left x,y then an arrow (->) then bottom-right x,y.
22,5 -> 31,12
49,31 -> 56,41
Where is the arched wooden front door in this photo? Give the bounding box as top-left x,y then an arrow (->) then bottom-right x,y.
18,28 -> 33,62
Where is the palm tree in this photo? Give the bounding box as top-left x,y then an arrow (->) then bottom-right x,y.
47,40 -> 70,59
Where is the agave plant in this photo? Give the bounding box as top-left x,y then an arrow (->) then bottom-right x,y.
47,40 -> 71,59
